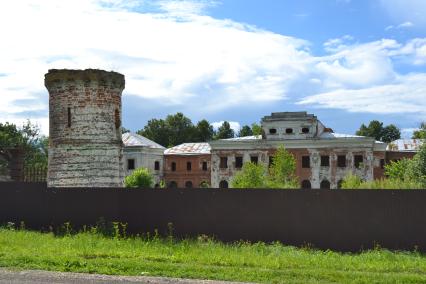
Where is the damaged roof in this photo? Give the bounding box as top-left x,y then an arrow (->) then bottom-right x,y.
122,132 -> 165,149
164,143 -> 211,155
387,139 -> 424,151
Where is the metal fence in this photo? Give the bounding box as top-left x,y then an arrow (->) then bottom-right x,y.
1,182 -> 426,252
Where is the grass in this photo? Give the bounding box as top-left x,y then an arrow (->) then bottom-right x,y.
1,228 -> 426,283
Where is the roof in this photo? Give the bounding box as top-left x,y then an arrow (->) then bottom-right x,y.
222,135 -> 262,141
122,132 -> 165,149
319,132 -> 366,139
387,139 -> 425,151
164,143 -> 211,155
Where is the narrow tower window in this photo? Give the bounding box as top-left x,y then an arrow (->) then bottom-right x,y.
115,109 -> 120,129
67,107 -> 71,128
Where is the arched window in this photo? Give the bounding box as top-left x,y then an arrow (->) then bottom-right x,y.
219,180 -> 228,189
301,180 -> 311,189
169,181 -> 177,188
185,181 -> 193,188
320,179 -> 330,189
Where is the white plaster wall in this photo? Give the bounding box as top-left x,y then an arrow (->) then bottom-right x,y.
123,148 -> 164,185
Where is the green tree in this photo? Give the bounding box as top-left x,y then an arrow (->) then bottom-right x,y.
356,120 -> 383,141
231,145 -> 298,189
0,120 -> 48,171
356,120 -> 400,142
251,123 -> 262,136
193,119 -> 214,142
238,125 -> 253,137
412,122 -> 426,139
231,162 -> 266,188
165,112 -> 195,146
215,121 -> 234,139
137,118 -> 169,147
381,124 -> 401,143
267,145 -> 298,188
124,167 -> 154,188
406,143 -> 426,187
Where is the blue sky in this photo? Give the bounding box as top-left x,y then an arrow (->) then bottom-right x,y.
1,0 -> 425,137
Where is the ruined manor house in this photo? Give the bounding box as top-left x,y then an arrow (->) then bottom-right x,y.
42,68 -> 417,188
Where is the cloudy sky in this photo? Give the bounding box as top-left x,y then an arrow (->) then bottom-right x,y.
1,0 -> 425,137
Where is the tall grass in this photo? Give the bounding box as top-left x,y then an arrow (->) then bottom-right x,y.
1,226 -> 426,283
341,174 -> 423,189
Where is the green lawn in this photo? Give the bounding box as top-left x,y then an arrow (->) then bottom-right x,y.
1,228 -> 426,283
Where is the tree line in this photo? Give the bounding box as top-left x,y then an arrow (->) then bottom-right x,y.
136,112 -> 262,147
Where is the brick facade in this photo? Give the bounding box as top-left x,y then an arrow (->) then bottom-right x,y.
45,69 -> 125,187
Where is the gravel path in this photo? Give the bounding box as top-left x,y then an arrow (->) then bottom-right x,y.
0,268 -> 252,284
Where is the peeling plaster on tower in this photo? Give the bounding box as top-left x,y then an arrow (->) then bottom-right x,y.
45,69 -> 125,187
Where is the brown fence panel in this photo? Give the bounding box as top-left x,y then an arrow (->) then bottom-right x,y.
1,183 -> 426,252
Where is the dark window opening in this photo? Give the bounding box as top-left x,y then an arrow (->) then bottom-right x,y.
235,156 -> 243,169
302,156 -> 310,168
269,156 -> 274,168
301,180 -> 311,189
250,156 -> 258,164
155,161 -> 160,171
269,128 -> 277,134
171,162 -> 176,171
187,161 -> 192,171
285,128 -> 293,134
380,159 -> 385,169
354,155 -> 363,168
321,156 -> 330,167
169,181 -> 177,188
114,109 -> 120,129
67,107 -> 71,128
302,127 -> 309,134
202,161 -> 208,171
337,155 -> 346,167
220,157 -> 228,169
185,181 -> 193,188
219,180 -> 228,189
127,159 -> 135,170
320,180 -> 330,189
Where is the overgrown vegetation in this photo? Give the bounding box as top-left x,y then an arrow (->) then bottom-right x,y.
124,167 -> 154,188
0,120 -> 48,175
1,226 -> 426,283
231,145 -> 298,189
342,143 -> 426,189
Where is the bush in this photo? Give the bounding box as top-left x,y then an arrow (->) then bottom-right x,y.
231,162 -> 266,188
341,173 -> 422,189
124,167 -> 154,188
231,145 -> 298,189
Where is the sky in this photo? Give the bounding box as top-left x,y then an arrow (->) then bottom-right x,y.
1,0 -> 426,137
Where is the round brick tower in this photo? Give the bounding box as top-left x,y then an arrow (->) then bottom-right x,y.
45,69 -> 125,187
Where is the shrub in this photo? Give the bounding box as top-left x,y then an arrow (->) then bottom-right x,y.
231,162 -> 267,188
268,145 -> 298,188
385,159 -> 412,181
124,167 -> 154,188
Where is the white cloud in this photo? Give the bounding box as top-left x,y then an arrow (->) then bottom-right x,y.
298,73 -> 426,115
385,21 -> 414,31
0,0 -> 311,135
1,0 -> 426,136
211,121 -> 241,133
